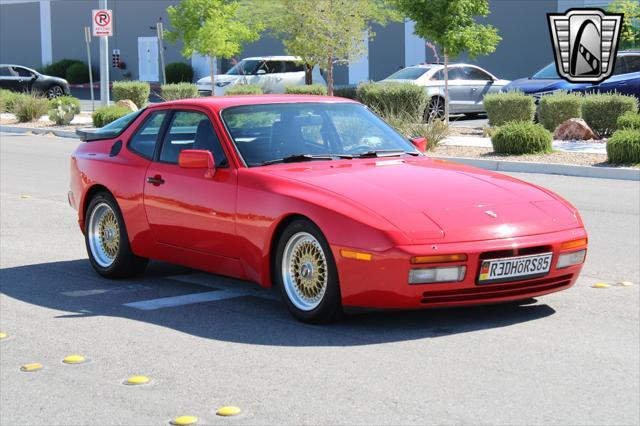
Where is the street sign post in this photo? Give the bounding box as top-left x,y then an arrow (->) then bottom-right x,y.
157,21 -> 167,85
93,4 -> 111,107
84,26 -> 95,111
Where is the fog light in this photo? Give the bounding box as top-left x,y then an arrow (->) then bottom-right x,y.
557,249 -> 586,268
409,266 -> 466,284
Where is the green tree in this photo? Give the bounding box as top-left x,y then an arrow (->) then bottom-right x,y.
607,0 -> 640,49
166,0 -> 261,95
248,0 -> 400,95
394,0 -> 501,124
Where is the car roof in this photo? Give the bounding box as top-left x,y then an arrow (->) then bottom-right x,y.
240,56 -> 302,61
153,94 -> 358,112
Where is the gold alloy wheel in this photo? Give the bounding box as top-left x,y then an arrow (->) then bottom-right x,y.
88,202 -> 120,268
282,232 -> 328,311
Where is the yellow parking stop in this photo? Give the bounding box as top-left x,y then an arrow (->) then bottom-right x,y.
21,363 -> 43,372
62,355 -> 86,364
216,406 -> 241,416
591,283 -> 610,288
171,415 -> 198,425
125,376 -> 150,385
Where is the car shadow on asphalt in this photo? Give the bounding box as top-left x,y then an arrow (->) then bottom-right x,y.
0,259 -> 556,347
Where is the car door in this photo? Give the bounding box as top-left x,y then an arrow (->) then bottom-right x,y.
143,108 -> 238,258
462,66 -> 498,111
596,55 -> 640,97
281,60 -> 305,90
446,67 -> 469,113
0,66 -> 20,91
12,66 -> 35,92
260,60 -> 287,93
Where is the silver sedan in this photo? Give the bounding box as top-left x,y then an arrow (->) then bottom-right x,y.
383,63 -> 510,120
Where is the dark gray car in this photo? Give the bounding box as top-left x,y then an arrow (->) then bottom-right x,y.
0,64 -> 70,98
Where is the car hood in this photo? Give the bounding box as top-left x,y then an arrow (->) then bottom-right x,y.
197,74 -> 243,85
266,157 -> 579,244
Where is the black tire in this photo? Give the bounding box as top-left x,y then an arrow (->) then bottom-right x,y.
274,219 -> 342,323
426,96 -> 445,121
47,85 -> 64,99
84,192 -> 148,279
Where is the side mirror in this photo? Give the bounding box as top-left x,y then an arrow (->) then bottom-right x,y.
256,69 -> 266,75
178,149 -> 216,178
410,136 -> 428,153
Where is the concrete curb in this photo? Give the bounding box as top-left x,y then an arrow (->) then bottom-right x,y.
0,125 -> 77,139
434,156 -> 640,181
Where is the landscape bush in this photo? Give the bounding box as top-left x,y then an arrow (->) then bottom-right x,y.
284,84 -> 327,95
356,82 -> 428,123
617,111 -> 640,130
165,62 -> 194,84
40,59 -> 83,78
92,105 -> 131,127
369,107 -> 449,151
160,83 -> 199,100
606,129 -> 640,164
333,85 -> 357,100
48,96 -> 80,114
48,96 -> 81,125
65,62 -> 90,84
12,93 -> 49,123
112,81 -> 150,109
224,84 -> 263,95
0,89 -> 24,112
491,121 -> 552,155
538,92 -> 582,132
581,93 -> 638,137
483,91 -> 536,126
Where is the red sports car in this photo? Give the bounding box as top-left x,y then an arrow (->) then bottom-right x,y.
69,95 -> 588,323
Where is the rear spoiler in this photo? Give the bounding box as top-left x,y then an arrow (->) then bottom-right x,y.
76,128 -> 120,142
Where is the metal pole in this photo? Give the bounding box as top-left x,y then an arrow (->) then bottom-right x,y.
99,0 -> 109,106
157,22 -> 166,85
84,27 -> 95,112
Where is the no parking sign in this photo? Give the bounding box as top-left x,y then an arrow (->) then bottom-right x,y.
92,9 -> 112,37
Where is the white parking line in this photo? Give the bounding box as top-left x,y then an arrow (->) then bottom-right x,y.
123,290 -> 246,310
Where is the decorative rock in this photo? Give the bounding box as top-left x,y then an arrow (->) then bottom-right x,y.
115,99 -> 138,112
553,118 -> 597,141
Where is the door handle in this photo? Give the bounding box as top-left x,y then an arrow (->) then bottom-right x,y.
146,175 -> 165,186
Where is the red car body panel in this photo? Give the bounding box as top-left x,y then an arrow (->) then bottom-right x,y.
69,95 -> 587,310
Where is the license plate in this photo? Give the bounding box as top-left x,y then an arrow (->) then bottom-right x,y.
478,252 -> 553,284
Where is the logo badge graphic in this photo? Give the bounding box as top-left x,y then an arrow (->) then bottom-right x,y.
485,210 -> 498,218
547,9 -> 622,83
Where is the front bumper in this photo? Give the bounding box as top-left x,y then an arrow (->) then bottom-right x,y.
335,227 -> 587,310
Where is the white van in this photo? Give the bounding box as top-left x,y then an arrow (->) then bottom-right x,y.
197,56 -> 326,96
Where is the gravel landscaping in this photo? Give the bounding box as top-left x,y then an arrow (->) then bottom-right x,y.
431,145 -> 639,169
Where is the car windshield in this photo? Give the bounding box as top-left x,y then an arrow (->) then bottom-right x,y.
96,109 -> 143,132
532,62 -> 559,79
226,59 -> 262,75
385,67 -> 431,80
221,103 -> 418,166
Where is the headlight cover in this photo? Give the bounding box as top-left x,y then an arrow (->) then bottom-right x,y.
557,249 -> 586,269
409,266 -> 466,284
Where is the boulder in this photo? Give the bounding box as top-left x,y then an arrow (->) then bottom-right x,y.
115,99 -> 138,112
553,118 -> 597,140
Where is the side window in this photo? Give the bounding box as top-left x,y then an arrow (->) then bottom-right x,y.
612,58 -> 627,75
284,61 -> 304,73
430,69 -> 445,81
623,55 -> 640,74
447,68 -> 464,80
128,111 -> 168,159
264,61 -> 285,74
0,66 -> 12,77
463,67 -> 492,80
13,67 -> 32,77
160,111 -> 228,167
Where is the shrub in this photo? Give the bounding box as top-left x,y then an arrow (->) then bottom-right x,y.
112,81 -> 150,109
65,62 -> 90,84
0,89 -> 24,113
581,93 -> 638,137
333,85 -> 357,100
617,111 -> 640,130
48,96 -> 80,114
538,92 -> 582,132
491,122 -> 552,155
48,96 -> 80,125
160,83 -> 199,101
165,62 -> 194,84
12,93 -> 49,122
483,91 -> 535,126
356,82 -> 428,123
285,84 -> 327,95
224,84 -> 263,95
370,106 -> 449,150
607,129 -> 640,164
92,105 -> 131,128
41,59 -> 83,78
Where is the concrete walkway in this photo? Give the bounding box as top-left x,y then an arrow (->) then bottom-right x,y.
442,135 -> 606,154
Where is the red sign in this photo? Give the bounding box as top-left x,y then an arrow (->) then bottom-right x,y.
92,9 -> 112,37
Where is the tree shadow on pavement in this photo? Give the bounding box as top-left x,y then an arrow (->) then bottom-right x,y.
0,259 -> 556,347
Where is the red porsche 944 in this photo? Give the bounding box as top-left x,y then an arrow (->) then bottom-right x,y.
69,95 -> 588,322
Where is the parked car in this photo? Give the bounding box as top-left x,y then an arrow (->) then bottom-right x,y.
502,50 -> 640,100
0,64 -> 70,98
70,95 -> 588,323
196,56 -> 326,96
382,63 -> 510,119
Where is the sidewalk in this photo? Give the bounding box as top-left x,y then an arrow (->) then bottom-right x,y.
441,135 -> 606,155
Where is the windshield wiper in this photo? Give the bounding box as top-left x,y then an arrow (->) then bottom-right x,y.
355,149 -> 419,158
260,154 -> 334,166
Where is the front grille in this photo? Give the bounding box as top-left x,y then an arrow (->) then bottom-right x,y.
479,245 -> 552,260
420,273 -> 573,304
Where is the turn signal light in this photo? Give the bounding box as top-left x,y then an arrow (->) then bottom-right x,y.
340,249 -> 372,261
560,238 -> 588,250
410,254 -> 467,264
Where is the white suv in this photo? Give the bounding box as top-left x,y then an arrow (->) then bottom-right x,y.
197,56 -> 326,96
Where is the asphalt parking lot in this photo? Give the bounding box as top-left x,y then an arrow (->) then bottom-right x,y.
1,132 -> 638,425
